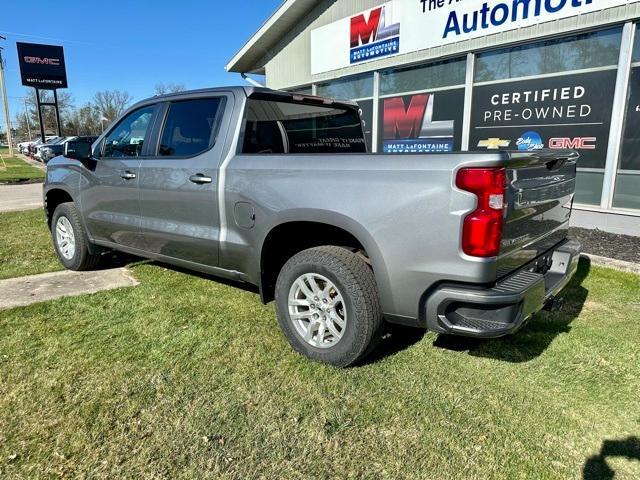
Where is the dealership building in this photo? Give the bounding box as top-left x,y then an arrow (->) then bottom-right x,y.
228,0 -> 640,236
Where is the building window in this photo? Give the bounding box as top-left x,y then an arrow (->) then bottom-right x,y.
378,58 -> 466,153
471,27 -> 623,206
316,73 -> 373,100
614,24 -> 640,211
380,57 -> 466,96
474,28 -> 622,83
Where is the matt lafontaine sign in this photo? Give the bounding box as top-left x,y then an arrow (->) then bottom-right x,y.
311,0 -> 635,74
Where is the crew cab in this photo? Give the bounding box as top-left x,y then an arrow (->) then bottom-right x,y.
44,87 -> 580,366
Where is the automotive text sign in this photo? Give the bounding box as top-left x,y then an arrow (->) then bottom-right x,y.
311,0 -> 635,74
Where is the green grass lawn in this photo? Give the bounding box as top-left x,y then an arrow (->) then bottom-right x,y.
0,154 -> 44,184
0,216 -> 639,478
0,210 -> 62,279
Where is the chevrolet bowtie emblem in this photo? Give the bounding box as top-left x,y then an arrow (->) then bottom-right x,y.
478,138 -> 511,149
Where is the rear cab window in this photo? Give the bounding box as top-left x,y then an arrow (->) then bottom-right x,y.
241,94 -> 367,154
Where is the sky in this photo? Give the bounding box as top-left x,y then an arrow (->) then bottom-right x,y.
0,0 -> 280,130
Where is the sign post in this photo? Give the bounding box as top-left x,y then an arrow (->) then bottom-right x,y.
16,42 -> 68,141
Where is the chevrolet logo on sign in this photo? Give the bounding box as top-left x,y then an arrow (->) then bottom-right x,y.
478,138 -> 511,149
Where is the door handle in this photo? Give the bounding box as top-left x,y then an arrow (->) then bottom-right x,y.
189,174 -> 213,184
120,171 -> 137,180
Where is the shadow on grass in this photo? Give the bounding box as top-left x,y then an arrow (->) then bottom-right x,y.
96,251 -> 145,271
583,437 -> 640,479
432,256 -> 591,363
363,324 -> 427,365
149,261 -> 260,295
131,254 -> 590,366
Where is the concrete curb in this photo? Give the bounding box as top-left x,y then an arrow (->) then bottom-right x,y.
0,267 -> 139,310
581,253 -> 640,275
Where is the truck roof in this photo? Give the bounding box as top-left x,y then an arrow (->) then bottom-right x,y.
132,86 -> 360,110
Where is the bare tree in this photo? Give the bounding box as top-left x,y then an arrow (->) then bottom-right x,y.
92,90 -> 133,124
66,103 -> 102,136
24,89 -> 75,136
154,82 -> 186,95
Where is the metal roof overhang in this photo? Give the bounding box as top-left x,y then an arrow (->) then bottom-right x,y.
226,0 -> 320,74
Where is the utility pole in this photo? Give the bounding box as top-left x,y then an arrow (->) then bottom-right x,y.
23,97 -> 31,140
0,35 -> 14,156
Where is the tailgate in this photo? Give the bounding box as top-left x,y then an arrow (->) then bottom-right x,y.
497,150 -> 578,278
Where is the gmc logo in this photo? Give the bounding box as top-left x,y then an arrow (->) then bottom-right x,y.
549,137 -> 596,150
24,56 -> 60,66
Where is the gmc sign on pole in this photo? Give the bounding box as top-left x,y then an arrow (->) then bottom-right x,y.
16,42 -> 68,89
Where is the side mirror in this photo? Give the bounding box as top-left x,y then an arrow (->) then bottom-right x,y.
64,141 -> 92,160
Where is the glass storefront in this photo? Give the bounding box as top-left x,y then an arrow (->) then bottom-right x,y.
379,58 -> 466,95
316,73 -> 373,99
472,28 -> 622,206
614,24 -> 640,210
289,23 -> 640,215
378,59 -> 466,153
474,29 -> 622,82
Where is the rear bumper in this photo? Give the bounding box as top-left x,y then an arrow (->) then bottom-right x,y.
422,239 -> 581,338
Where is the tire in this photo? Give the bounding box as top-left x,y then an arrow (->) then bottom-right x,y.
275,246 -> 383,367
51,202 -> 101,271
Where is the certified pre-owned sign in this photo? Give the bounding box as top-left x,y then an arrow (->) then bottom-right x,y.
16,42 -> 68,89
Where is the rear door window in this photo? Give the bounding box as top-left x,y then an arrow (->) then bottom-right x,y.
242,98 -> 367,154
158,98 -> 222,157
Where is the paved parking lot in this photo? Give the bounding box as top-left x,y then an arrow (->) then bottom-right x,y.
0,183 -> 43,212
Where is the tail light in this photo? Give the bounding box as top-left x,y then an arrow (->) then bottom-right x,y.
456,167 -> 507,258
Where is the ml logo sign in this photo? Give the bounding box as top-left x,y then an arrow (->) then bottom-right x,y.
349,3 -> 400,64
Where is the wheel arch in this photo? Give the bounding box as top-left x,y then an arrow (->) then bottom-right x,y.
258,210 -> 392,311
43,186 -> 75,229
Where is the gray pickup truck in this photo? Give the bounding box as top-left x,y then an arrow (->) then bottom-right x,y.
44,87 -> 580,366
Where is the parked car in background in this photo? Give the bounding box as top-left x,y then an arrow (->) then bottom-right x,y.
44,87 -> 581,367
33,137 -> 64,161
18,141 -> 32,154
19,137 -> 55,155
28,137 -> 59,158
41,136 -> 98,163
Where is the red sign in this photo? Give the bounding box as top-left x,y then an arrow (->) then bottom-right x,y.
350,7 -> 382,48
549,137 -> 597,150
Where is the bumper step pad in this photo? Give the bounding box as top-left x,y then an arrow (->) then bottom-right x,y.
423,240 -> 580,338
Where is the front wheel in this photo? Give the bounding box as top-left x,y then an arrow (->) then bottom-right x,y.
51,202 -> 101,271
275,246 -> 383,367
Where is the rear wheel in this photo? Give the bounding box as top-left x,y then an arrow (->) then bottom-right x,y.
275,246 -> 383,367
51,202 -> 101,271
